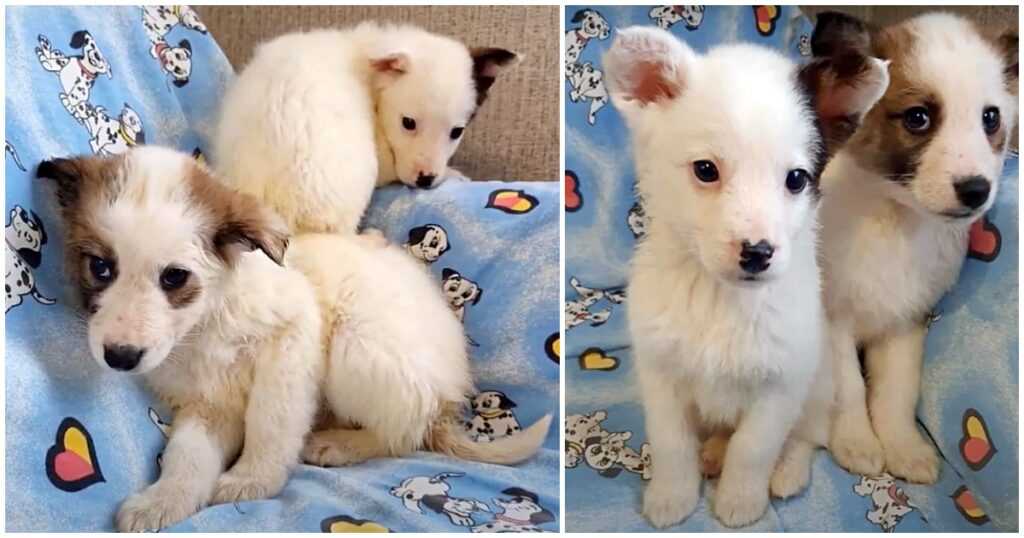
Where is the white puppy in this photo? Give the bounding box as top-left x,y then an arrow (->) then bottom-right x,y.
37,147 -> 323,532
810,12 -> 1018,484
603,27 -> 889,528
213,22 -> 518,234
286,233 -> 551,466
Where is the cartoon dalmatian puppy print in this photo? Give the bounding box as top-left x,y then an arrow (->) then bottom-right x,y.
567,61 -> 610,126
471,488 -> 556,533
565,410 -> 651,479
854,473 -> 918,532
649,5 -> 706,30
565,276 -> 625,330
70,101 -> 145,156
6,206 -> 55,312
141,5 -> 208,87
5,141 -> 27,171
798,34 -> 812,56
441,268 -> 482,323
406,223 -> 450,263
627,195 -> 649,239
465,390 -> 522,442
147,407 -> 171,468
391,473 -> 491,527
565,9 -> 610,68
34,31 -> 112,115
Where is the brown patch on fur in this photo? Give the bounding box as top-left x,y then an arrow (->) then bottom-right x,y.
184,163 -> 290,267
164,273 -> 202,309
470,47 -> 518,107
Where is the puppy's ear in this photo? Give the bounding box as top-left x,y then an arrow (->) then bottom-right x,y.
369,50 -> 409,88
213,202 -> 290,267
471,286 -> 482,305
498,394 -> 516,409
470,47 -> 519,105
994,28 -> 1018,95
603,26 -> 696,118
407,225 -> 428,245
531,508 -> 556,525
179,38 -> 192,54
571,9 -> 589,23
36,156 -> 97,209
441,267 -> 456,280
810,11 -> 873,58
30,209 -> 48,245
69,30 -> 88,49
798,53 -> 890,158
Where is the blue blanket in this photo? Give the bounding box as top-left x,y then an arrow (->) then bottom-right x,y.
564,4 -> 1018,532
6,5 -> 558,532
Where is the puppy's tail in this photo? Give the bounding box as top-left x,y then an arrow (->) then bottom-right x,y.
426,409 -> 552,466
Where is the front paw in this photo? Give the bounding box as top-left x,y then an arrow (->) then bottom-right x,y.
642,476 -> 699,529
116,485 -> 200,532
301,431 -> 370,467
713,478 -> 769,528
830,416 -> 884,476
881,431 -> 940,484
211,467 -> 287,505
769,455 -> 810,499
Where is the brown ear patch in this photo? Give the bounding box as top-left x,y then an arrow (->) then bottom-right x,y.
470,47 -> 519,107
36,155 -> 123,210
810,11 -> 874,58
186,164 -> 290,267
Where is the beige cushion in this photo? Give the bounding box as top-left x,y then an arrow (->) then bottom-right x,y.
196,5 -> 559,181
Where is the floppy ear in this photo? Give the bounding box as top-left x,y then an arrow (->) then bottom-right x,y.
603,26 -> 696,118
179,38 -> 192,54
407,225 -> 428,245
995,29 -> 1018,95
18,248 -> 41,269
470,47 -> 519,105
173,78 -> 188,88
212,191 -> 290,267
441,267 -> 456,280
810,11 -> 874,58
69,30 -> 88,49
37,157 -> 91,209
498,394 -> 516,410
30,210 -> 48,245
531,508 -> 556,525
471,286 -> 482,305
571,9 -> 588,23
798,53 -> 890,158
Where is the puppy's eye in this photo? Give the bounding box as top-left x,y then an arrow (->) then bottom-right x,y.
692,160 -> 719,183
88,255 -> 115,283
449,127 -> 464,140
902,107 -> 931,133
402,117 -> 417,131
785,169 -> 810,194
159,267 -> 190,291
982,107 -> 1000,135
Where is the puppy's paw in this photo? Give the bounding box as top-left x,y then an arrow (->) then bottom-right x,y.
769,456 -> 811,499
301,432 -> 370,467
701,436 -> 727,478
830,417 -> 884,476
211,467 -> 286,505
642,477 -> 698,529
713,479 -> 769,528
116,485 -> 200,532
881,432 -> 940,484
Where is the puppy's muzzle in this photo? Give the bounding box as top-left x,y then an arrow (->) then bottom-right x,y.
739,239 -> 774,275
103,344 -> 145,371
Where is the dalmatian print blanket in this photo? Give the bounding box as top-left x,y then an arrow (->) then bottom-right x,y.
6,6 -> 558,532
564,5 -> 1018,532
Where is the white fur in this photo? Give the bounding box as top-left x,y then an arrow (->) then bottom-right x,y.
213,23 -> 483,234
286,233 -> 472,457
47,147 -> 323,532
604,27 -> 848,529
821,13 -> 1017,484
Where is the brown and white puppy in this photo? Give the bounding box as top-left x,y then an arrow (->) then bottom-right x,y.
37,146 -> 323,531
812,12 -> 1017,483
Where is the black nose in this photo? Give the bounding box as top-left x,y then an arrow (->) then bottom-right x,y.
416,174 -> 436,189
954,176 -> 991,210
739,239 -> 774,274
103,344 -> 144,371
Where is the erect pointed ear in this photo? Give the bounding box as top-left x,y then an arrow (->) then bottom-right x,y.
213,198 -> 290,267
470,47 -> 519,105
36,156 -> 104,209
810,11 -> 874,58
369,50 -> 410,88
602,26 -> 696,117
798,53 -> 890,157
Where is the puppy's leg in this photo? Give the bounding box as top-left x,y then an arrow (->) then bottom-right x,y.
865,322 -> 939,484
211,332 -> 320,504
828,321 -> 884,475
637,366 -> 700,529
770,437 -> 814,499
714,390 -> 799,528
302,428 -> 395,467
116,409 -> 243,532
